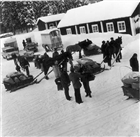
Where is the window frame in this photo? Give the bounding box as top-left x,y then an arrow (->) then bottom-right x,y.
106,22 -> 114,32
91,24 -> 99,33
66,28 -> 72,35
79,26 -> 86,34
117,21 -> 126,32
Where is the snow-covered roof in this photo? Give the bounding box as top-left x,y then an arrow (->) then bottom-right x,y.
58,1 -> 139,28
36,13 -> 65,24
40,28 -> 59,34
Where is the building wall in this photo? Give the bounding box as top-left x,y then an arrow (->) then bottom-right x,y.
77,24 -> 88,34
131,3 -> 140,34
60,26 -> 76,35
37,20 -> 46,31
102,17 -> 132,35
59,17 -> 133,35
88,21 -> 102,33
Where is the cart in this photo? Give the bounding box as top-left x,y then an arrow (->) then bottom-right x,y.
121,71 -> 139,100
3,72 -> 35,92
76,57 -> 105,75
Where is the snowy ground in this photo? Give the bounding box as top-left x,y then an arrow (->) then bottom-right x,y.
1,32 -> 140,136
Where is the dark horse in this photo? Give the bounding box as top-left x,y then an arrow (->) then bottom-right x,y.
105,36 -> 122,62
78,39 -> 92,50
66,43 -> 82,58
40,51 -> 73,69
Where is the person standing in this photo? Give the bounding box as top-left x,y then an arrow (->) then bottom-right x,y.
81,73 -> 92,98
69,67 -> 83,104
40,52 -> 51,80
104,41 -> 112,67
101,40 -> 107,60
130,53 -> 139,71
17,55 -> 30,76
60,67 -> 72,100
22,40 -> 26,50
53,60 -> 63,91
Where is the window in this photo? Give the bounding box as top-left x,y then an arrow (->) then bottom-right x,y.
92,24 -> 99,33
106,22 -> 114,32
66,28 -> 72,35
117,21 -> 126,32
80,26 -> 86,34
49,23 -> 55,29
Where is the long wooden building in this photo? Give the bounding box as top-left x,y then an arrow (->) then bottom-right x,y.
58,1 -> 140,36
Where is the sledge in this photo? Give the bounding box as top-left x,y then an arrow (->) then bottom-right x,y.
121,71 -> 139,101
76,57 -> 105,75
3,71 -> 36,92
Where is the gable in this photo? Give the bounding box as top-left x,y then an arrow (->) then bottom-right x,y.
36,13 -> 65,24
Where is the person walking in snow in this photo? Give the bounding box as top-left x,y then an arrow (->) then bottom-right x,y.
69,66 -> 83,104
60,67 -> 72,101
17,55 -> 30,76
101,40 -> 107,60
104,41 -> 112,67
130,53 -> 139,71
40,52 -> 51,80
22,40 -> 26,50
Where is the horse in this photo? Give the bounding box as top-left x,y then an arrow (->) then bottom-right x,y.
78,39 -> 92,50
39,51 -> 73,71
66,44 -> 82,58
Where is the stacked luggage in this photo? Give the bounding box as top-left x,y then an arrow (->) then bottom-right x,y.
77,58 -> 102,74
121,72 -> 140,100
3,72 -> 33,92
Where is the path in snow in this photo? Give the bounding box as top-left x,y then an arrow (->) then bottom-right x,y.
1,33 -> 139,136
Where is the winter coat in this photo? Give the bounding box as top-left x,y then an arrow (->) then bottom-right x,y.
53,51 -> 59,58
60,71 -> 70,87
18,56 -> 29,68
69,72 -> 82,89
53,65 -> 61,78
101,43 -> 107,53
130,57 -> 139,71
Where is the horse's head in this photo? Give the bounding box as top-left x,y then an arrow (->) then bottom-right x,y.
116,36 -> 122,45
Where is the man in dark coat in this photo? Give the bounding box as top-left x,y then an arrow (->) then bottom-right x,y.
40,52 -> 51,80
18,55 -> 30,76
60,68 -> 72,101
69,66 -> 83,104
104,41 -> 111,66
101,40 -> 107,59
130,53 -> 139,71
80,71 -> 92,98
22,40 -> 26,49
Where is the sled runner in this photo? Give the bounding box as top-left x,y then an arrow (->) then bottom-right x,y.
76,57 -> 105,75
121,71 -> 140,101
3,71 -> 35,92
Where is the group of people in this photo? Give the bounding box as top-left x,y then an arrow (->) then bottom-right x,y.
101,37 -> 122,67
13,41 -> 139,104
33,48 -> 93,104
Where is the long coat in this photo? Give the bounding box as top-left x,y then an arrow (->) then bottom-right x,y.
69,72 -> 82,89
130,57 -> 139,71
